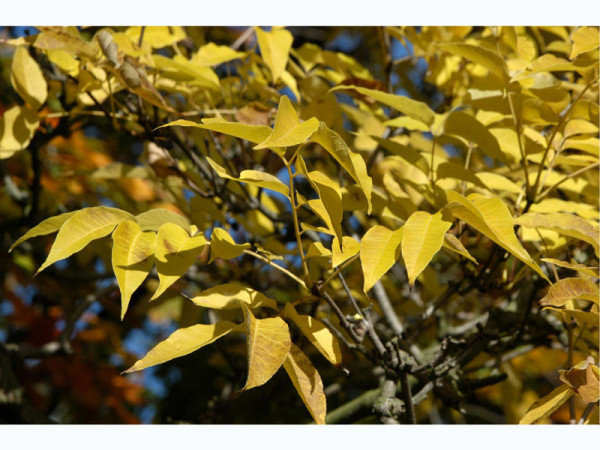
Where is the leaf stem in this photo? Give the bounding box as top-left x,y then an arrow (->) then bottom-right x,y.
243,249 -> 307,290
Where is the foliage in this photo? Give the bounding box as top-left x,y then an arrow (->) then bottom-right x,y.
0,26 -> 598,424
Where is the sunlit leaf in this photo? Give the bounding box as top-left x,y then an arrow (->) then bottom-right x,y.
124,321 -> 239,373
135,209 -> 191,233
254,26 -> 293,83
112,220 -> 156,319
9,211 -> 76,253
11,46 -> 48,110
242,303 -> 291,390
254,96 -> 319,149
188,282 -> 277,309
284,343 -> 327,424
284,303 -> 342,365
209,227 -> 251,263
402,211 -> 452,286
570,26 -> 600,59
331,236 -> 360,269
360,225 -> 404,292
37,207 -> 134,274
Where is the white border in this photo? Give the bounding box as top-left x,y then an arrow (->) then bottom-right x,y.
2,0 -> 600,26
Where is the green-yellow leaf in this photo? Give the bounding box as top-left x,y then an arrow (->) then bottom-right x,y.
570,26 -> 600,60
254,96 -> 319,149
209,227 -> 251,263
37,207 -> 134,274
515,212 -> 599,257
124,321 -> 239,373
193,42 -> 244,67
331,236 -> 360,269
284,303 -> 342,366
539,278 -> 599,307
541,258 -> 598,278
112,220 -> 157,319
446,191 -> 549,282
239,170 -> 290,196
254,26 -> 293,83
152,223 -> 207,300
242,303 -> 291,390
135,208 -> 191,233
330,85 -> 435,127
188,282 -> 277,310
360,225 -> 404,292
310,122 -> 373,213
284,343 -> 327,425
438,43 -> 508,82
11,46 -> 48,110
9,211 -> 76,253
443,110 -> 508,164
402,211 -> 452,286
519,384 -> 573,424
0,105 -> 39,159
156,118 -> 272,145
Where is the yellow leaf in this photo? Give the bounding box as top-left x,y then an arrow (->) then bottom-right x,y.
384,116 -> 430,132
560,363 -> 600,404
561,309 -> 600,326
402,211 -> 452,286
530,54 -> 575,73
370,136 -> 429,176
515,212 -> 599,257
541,258 -> 598,278
112,220 -> 156,319
330,85 -> 435,127
125,26 -> 186,49
135,208 -> 191,233
239,170 -> 290,196
360,225 -> 404,292
519,384 -> 573,424
209,227 -> 251,263
539,278 -> 599,307
443,233 -> 478,264
188,282 -> 278,310
0,106 -> 39,159
242,303 -> 291,390
446,191 -> 549,282
157,118 -> 272,144
284,303 -> 342,366
284,343 -> 327,424
443,110 -> 508,164
254,96 -> 319,149
124,321 -> 239,373
254,26 -> 293,83
152,54 -> 220,90
310,122 -> 373,213
9,211 -> 76,253
570,26 -> 600,59
37,207 -> 134,274
564,119 -> 599,139
306,241 -> 332,260
437,43 -> 508,81
193,42 -> 244,67
152,223 -> 207,300
11,46 -> 48,110
331,236 -> 360,269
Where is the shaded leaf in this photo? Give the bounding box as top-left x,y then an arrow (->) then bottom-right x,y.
112,220 -> 156,319
310,122 -> 373,213
541,258 -> 598,278
242,303 -> 291,390
402,211 -> 452,286
0,105 -> 39,159
188,282 -> 277,310
446,191 -> 549,282
37,207 -> 134,274
539,278 -> 599,307
360,225 -> 404,292
559,363 -> 600,404
438,43 -> 508,81
284,303 -> 342,366
124,321 -> 239,373
152,223 -> 207,300
519,384 -> 573,424
284,343 -> 327,424
570,26 -> 600,60
443,233 -> 478,264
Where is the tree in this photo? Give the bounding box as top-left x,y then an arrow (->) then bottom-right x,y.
0,25 -> 598,425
